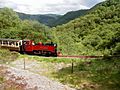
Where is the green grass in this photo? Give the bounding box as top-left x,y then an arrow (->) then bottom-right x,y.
0,66 -> 6,85
0,49 -> 19,64
0,76 -> 4,84
51,58 -> 120,90
19,54 -> 92,64
6,54 -> 120,90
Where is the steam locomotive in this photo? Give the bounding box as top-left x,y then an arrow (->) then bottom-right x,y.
0,39 -> 58,57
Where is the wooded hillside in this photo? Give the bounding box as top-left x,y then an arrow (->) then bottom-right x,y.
51,0 -> 120,55
0,8 -> 51,43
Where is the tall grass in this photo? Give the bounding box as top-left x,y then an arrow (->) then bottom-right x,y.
52,58 -> 120,90
0,49 -> 19,64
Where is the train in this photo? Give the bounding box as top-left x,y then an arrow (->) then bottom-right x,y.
0,38 -> 58,57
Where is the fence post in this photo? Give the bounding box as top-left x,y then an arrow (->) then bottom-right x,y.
71,59 -> 74,73
24,58 -> 26,70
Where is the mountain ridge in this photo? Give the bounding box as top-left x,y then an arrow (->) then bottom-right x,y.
51,9 -> 89,27
17,12 -> 62,26
17,9 -> 90,27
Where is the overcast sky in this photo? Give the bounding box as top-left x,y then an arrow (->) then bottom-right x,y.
0,0 -> 105,15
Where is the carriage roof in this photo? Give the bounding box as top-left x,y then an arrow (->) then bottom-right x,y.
0,38 -> 20,42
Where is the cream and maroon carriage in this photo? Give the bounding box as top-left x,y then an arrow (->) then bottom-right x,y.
0,38 -> 22,51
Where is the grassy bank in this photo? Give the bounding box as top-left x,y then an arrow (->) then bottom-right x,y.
0,49 -> 19,64
18,55 -> 120,90
51,58 -> 120,90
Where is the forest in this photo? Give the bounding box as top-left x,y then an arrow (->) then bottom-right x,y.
51,0 -> 120,56
0,0 -> 120,56
0,8 -> 50,43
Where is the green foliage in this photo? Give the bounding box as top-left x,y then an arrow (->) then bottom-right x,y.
53,58 -> 120,90
18,20 -> 50,42
0,0 -> 120,56
0,8 -> 22,39
0,66 -> 6,84
113,43 -> 120,55
0,49 -> 19,64
0,7 -> 50,43
21,55 -> 80,63
17,9 -> 88,27
18,12 -> 61,26
51,0 -> 120,56
51,9 -> 89,27
0,7 -> 21,29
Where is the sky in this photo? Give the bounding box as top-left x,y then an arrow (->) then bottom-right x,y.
0,0 -> 105,15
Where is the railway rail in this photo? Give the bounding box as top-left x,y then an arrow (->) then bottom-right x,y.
58,55 -> 103,59
41,55 -> 120,59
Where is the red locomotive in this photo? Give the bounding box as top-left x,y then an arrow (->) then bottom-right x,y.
20,40 -> 57,56
0,39 -> 58,57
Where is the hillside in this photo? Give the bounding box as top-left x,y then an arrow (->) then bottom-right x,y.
50,2 -> 104,27
51,9 -> 89,27
0,7 -> 51,43
17,12 -> 62,26
51,0 -> 120,56
17,9 -> 89,27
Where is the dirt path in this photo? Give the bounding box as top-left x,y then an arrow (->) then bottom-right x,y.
0,59 -> 75,90
4,66 -> 75,90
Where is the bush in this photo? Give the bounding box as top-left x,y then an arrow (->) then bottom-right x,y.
0,49 -> 19,64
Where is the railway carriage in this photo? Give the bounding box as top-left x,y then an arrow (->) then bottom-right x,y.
0,38 -> 22,51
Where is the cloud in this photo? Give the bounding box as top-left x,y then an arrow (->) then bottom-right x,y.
44,2 -> 89,14
79,0 -> 105,7
0,0 -> 17,9
0,0 -> 105,14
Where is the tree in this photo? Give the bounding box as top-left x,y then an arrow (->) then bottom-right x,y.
0,7 -> 21,29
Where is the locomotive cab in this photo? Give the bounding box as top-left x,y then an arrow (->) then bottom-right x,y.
45,42 -> 57,46
19,40 -> 33,53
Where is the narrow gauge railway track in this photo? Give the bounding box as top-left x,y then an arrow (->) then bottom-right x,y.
58,55 -> 103,59
57,55 -> 120,59
36,55 -> 120,59
32,55 -> 103,59
58,55 -> 120,59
